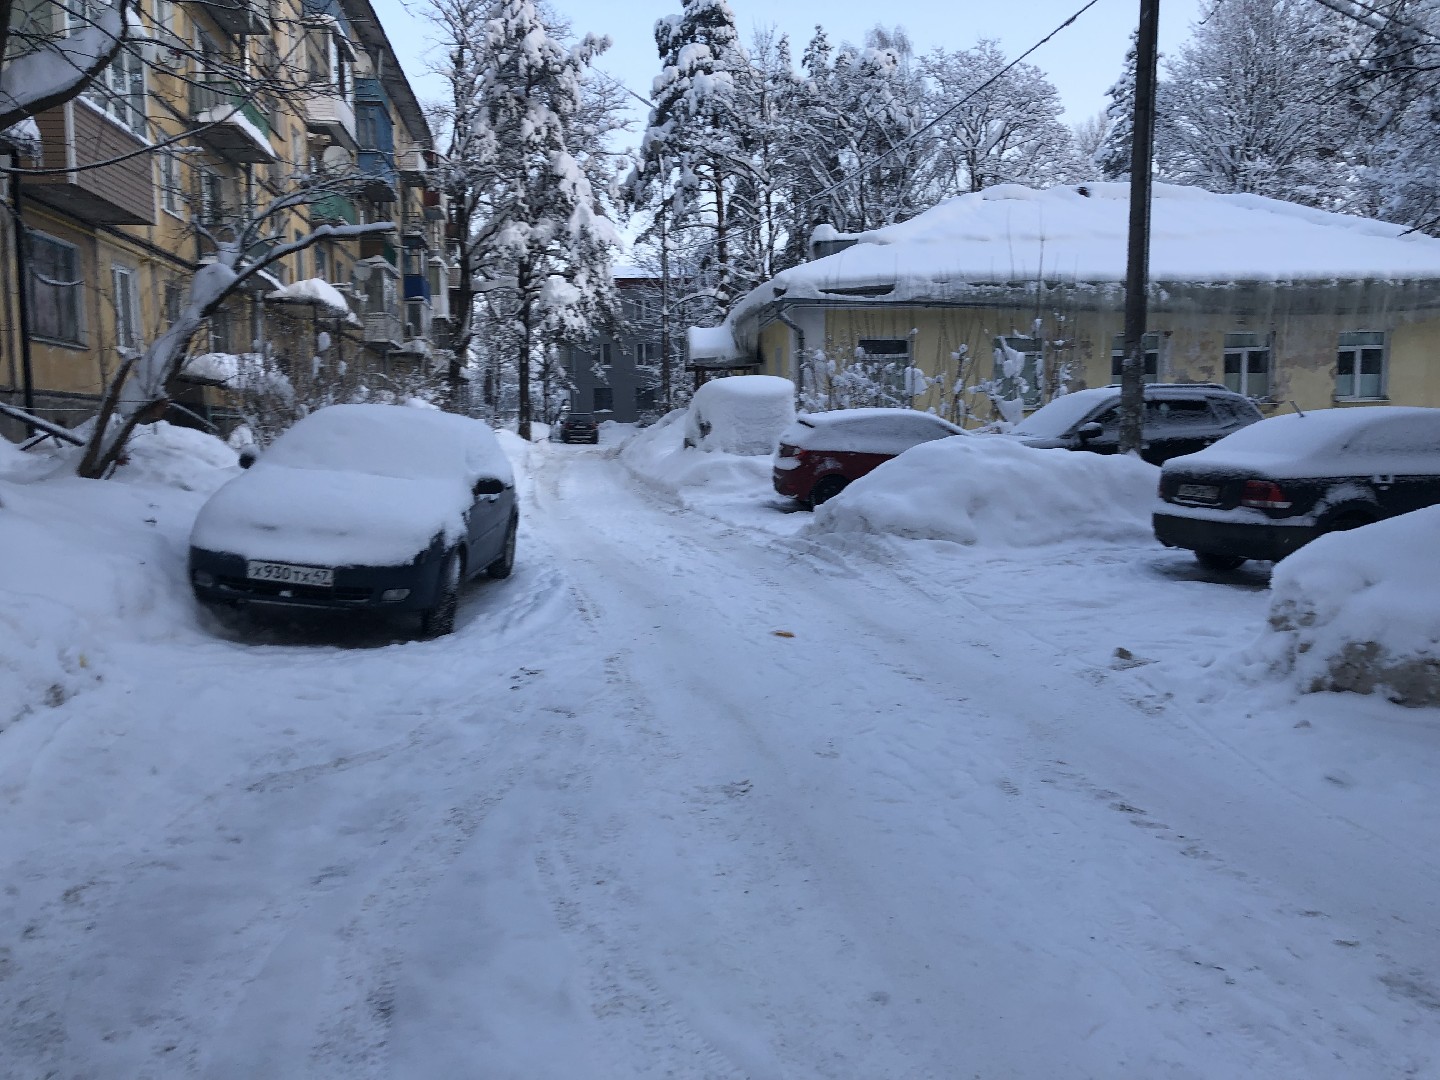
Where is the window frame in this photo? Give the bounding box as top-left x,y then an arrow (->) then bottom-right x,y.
110,263 -> 141,351
592,386 -> 614,412
75,1 -> 148,138
992,335 -> 1042,408
1110,332 -> 1161,384
27,230 -> 85,346
1222,332 -> 1272,400
1335,331 -> 1387,401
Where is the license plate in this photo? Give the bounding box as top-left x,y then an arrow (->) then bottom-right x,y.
1176,483 -> 1220,504
246,560 -> 334,587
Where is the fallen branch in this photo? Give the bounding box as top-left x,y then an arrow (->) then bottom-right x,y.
0,401 -> 85,446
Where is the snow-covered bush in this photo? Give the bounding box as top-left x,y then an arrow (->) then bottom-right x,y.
682,375 -> 796,455
1262,507 -> 1440,706
807,436 -> 1158,546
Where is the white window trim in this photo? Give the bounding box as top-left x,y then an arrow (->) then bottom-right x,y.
1335,331 -> 1388,401
111,264 -> 142,351
1223,334 -> 1272,399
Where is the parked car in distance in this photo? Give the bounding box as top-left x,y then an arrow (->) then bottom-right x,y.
1154,406 -> 1440,570
774,408 -> 966,507
189,404 -> 518,637
558,413 -> 599,444
1003,383 -> 1263,465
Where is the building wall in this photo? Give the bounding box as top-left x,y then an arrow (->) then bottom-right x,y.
755,286 -> 1440,421
565,278 -> 662,424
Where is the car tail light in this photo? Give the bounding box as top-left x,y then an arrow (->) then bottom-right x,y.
1241,479 -> 1292,509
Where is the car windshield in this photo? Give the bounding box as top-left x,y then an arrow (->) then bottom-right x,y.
1010,389 -> 1113,438
263,405 -> 478,481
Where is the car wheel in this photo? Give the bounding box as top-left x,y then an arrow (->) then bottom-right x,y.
1322,509 -> 1377,535
808,475 -> 849,508
488,517 -> 518,579
420,549 -> 461,638
1195,551 -> 1246,571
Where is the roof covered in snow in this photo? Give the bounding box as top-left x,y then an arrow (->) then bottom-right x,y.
713,183 -> 1440,343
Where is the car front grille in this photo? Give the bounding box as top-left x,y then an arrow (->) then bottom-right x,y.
216,576 -> 373,603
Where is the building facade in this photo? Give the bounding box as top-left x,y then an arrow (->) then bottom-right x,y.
562,271 -> 662,425
0,0 -> 453,441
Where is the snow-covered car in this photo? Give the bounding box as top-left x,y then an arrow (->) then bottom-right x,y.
1153,406 -> 1440,570
682,374 -> 795,454
773,408 -> 967,507
1001,383 -> 1262,465
189,404 -> 518,637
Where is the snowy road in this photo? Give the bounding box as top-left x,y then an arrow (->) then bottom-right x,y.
3,436 -> 1439,1078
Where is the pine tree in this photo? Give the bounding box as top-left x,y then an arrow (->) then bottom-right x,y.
1095,33 -> 1137,181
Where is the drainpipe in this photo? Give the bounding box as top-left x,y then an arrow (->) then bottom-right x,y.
776,307 -> 804,408
11,156 -> 36,432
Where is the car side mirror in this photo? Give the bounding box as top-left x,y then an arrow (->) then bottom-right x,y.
1076,421 -> 1104,442
238,447 -> 258,469
472,477 -> 506,497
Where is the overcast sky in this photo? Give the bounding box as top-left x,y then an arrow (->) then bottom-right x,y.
375,0 -> 1205,134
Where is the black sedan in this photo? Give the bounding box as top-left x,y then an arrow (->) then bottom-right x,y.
558,413 -> 599,444
190,404 -> 518,636
1154,406 -> 1440,570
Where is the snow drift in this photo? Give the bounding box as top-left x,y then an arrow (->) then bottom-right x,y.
807,436 -> 1159,547
682,375 -> 795,455
1263,506 -> 1440,705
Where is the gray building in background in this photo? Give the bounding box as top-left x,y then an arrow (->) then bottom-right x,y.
564,270 -> 662,424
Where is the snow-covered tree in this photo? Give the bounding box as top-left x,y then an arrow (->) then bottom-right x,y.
1094,33 -> 1138,181
919,41 -> 1081,195
1155,0 -> 1349,204
457,0 -> 619,440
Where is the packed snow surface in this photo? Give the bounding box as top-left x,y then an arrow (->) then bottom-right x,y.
682,374 -> 795,455
2,414 -> 1439,1078
190,404 -> 512,565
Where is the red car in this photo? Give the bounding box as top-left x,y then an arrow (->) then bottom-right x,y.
773,408 -> 967,507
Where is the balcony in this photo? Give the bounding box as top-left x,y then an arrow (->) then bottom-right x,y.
27,103 -> 154,224
403,274 -> 431,301
357,149 -> 397,202
190,81 -> 276,163
401,216 -> 429,251
192,0 -> 270,36
423,188 -> 445,221
310,194 -> 357,226
303,91 -> 357,151
397,148 -> 429,183
364,311 -> 403,347
404,298 -> 433,342
358,234 -> 397,266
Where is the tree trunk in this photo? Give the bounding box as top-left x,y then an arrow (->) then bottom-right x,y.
517,270 -> 533,441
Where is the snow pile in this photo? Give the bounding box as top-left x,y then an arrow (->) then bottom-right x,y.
622,410 -> 778,507
682,375 -> 795,455
0,432 -> 235,734
779,408 -> 963,455
808,436 -> 1159,546
1262,506 -> 1440,706
111,422 -> 239,490
267,278 -> 353,317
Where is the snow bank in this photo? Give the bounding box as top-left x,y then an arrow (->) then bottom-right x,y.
682,375 -> 795,455
1262,506 -> 1440,706
0,427 -> 237,734
623,410 -> 777,505
808,437 -> 1159,547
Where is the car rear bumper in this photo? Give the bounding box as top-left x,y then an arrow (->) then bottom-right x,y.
189,547 -> 444,613
772,466 -> 811,500
1152,511 -> 1321,563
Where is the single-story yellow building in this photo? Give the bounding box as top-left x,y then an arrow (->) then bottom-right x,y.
693,183 -> 1440,421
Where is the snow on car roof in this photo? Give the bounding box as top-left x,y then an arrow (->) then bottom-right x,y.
1169,406 -> 1440,475
263,403 -> 513,484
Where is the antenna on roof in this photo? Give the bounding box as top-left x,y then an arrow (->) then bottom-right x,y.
1289,400 -> 1306,417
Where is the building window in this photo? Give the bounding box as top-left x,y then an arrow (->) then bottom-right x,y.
593,386 -> 613,412
1223,332 -> 1270,398
27,232 -> 83,344
158,150 -> 183,215
1336,331 -> 1385,400
209,309 -> 232,353
636,387 -> 657,411
111,265 -> 141,351
601,342 -> 612,367
992,335 -> 1042,407
164,281 -> 184,327
1110,332 -> 1160,383
636,341 -> 658,365
81,9 -> 146,136
858,337 -> 911,398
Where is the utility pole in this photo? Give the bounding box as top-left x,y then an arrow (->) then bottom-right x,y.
1120,0 -> 1160,454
